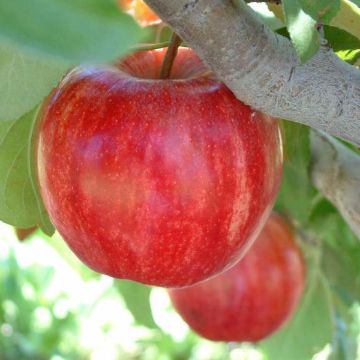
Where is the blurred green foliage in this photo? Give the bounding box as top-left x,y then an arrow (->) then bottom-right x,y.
0,228 -> 239,360
0,249 -> 83,359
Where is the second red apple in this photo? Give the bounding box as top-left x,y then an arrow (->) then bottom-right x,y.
168,212 -> 305,342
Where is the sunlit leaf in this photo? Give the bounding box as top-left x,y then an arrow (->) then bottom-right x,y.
299,0 -> 340,23
115,280 -> 158,329
324,26 -> 360,64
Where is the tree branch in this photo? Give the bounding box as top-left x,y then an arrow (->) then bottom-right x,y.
311,131 -> 360,239
144,0 -> 360,146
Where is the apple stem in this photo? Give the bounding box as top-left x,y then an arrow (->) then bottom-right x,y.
160,32 -> 182,79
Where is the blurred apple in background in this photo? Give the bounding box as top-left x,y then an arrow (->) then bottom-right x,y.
168,212 -> 305,342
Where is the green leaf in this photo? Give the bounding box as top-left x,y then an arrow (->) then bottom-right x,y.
0,42 -> 68,121
306,198 -> 360,359
299,0 -> 340,23
28,107 -> 54,235
260,272 -> 335,359
115,280 -> 158,329
309,205 -> 360,301
0,0 -> 144,63
324,26 -> 360,64
275,121 -> 317,224
0,107 -> 54,235
283,0 -> 321,62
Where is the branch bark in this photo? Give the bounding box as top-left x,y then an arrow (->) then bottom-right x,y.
144,0 -> 360,146
311,131 -> 360,239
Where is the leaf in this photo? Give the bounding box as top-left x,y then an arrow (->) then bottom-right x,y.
332,307 -> 358,360
260,221 -> 335,359
283,0 -> 321,62
248,3 -> 284,30
307,200 -> 360,358
115,280 -> 158,329
0,107 -> 54,235
0,42 -> 68,121
348,0 -> 360,8
0,0 -> 144,63
260,272 -> 335,359
299,0 -> 340,23
324,26 -> 360,64
330,0 -> 360,41
309,204 -> 360,301
336,47 -> 360,64
28,106 -> 55,235
275,121 -> 317,225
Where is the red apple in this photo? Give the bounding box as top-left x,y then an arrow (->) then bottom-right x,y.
168,212 -> 305,342
118,0 -> 160,27
36,48 -> 283,287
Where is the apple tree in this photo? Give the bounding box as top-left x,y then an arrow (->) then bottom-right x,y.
0,0 -> 359,358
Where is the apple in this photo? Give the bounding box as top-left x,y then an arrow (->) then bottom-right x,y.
168,212 -> 305,342
36,47 -> 283,287
118,0 -> 160,27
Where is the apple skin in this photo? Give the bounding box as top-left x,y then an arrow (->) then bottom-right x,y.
118,0 -> 160,27
36,48 -> 283,287
168,212 -> 305,342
